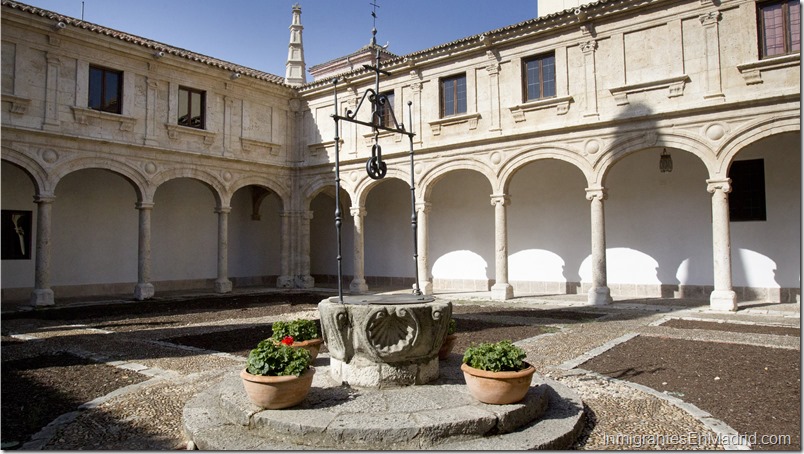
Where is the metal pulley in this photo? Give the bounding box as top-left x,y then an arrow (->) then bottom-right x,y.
366,143 -> 387,179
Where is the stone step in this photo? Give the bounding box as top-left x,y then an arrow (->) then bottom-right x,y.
183,363 -> 586,450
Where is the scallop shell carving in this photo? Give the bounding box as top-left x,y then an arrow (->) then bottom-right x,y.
366,308 -> 419,355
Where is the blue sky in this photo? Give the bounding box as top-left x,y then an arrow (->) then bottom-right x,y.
20,0 -> 539,78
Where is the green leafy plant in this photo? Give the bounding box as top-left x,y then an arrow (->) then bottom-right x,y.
462,340 -> 526,372
246,338 -> 311,376
447,318 -> 457,335
271,319 -> 319,342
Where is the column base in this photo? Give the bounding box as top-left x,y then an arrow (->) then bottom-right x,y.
491,283 -> 514,300
134,283 -> 155,300
215,278 -> 233,294
277,276 -> 294,288
350,279 -> 368,294
30,288 -> 55,306
296,275 -> 315,289
587,286 -> 612,305
709,290 -> 737,312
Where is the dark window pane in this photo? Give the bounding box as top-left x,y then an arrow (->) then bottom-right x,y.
542,55 -> 556,97
88,67 -> 102,110
789,1 -> 800,51
729,159 -> 767,222
178,89 -> 189,126
178,87 -> 205,129
443,79 -> 455,116
524,53 -> 556,101
456,77 -> 466,114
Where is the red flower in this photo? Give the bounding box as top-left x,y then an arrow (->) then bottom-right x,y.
281,336 -> 295,345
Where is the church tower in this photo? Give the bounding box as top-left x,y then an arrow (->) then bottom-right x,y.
284,3 -> 306,86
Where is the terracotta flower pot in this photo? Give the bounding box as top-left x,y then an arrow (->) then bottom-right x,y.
291,338 -> 323,361
240,367 -> 315,409
460,362 -> 535,405
438,333 -> 458,360
274,338 -> 324,361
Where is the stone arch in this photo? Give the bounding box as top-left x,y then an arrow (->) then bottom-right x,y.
498,146 -> 594,192
301,172 -> 356,211
353,169 -> 411,209
1,147 -> 53,195
418,158 -> 497,200
151,167 -> 226,208
595,130 -> 717,186
229,175 -> 290,211
51,157 -> 148,202
714,114 -> 800,175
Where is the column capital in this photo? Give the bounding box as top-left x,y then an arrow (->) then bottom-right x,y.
415,201 -> 432,214
34,194 -> 56,204
585,187 -> 607,201
580,39 -> 598,54
699,10 -> 722,26
706,178 -> 732,194
490,194 -> 510,207
350,206 -> 367,217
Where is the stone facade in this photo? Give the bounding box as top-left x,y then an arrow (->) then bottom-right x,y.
1,0 -> 800,311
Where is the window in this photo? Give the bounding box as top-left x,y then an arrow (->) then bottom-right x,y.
440,74 -> 467,117
758,0 -> 800,58
523,53 -> 556,101
729,159 -> 767,221
88,65 -> 122,114
178,86 -> 205,129
376,91 -> 395,128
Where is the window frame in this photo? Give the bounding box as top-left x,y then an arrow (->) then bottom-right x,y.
728,159 -> 767,222
522,52 -> 557,102
439,73 -> 467,118
88,65 -> 123,114
178,86 -> 206,130
757,0 -> 801,58
376,90 -> 395,129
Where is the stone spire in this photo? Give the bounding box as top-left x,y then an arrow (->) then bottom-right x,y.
284,3 -> 306,86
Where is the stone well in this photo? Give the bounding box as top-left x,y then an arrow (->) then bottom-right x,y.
318,294 -> 451,388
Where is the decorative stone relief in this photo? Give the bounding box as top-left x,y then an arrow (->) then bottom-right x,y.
41,148 -> 59,164
144,161 -> 157,175
704,123 -> 726,141
584,139 -> 601,155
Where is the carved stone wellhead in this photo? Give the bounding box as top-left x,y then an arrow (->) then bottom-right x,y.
319,295 -> 452,387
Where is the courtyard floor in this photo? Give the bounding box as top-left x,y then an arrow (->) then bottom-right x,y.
1,288 -> 800,450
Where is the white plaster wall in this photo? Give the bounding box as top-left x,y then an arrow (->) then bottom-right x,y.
151,179 -> 217,281
1,162 -> 37,288
310,192 -> 355,276
597,148 -> 713,286
51,169 -> 139,285
508,159 -> 590,286
228,187 -> 282,278
428,171 -> 495,282
364,178 -> 417,278
729,132 -> 800,289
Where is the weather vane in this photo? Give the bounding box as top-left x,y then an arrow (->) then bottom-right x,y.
329,0 -> 421,302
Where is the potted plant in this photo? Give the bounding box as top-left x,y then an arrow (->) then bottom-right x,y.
438,318 -> 458,360
271,319 -> 323,361
240,338 -> 315,409
460,340 -> 535,405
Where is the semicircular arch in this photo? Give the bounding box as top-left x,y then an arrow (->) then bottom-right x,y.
418,158 -> 497,200
151,167 -> 226,207
229,175 -> 290,211
596,131 -> 717,185
498,146 -> 594,191
715,115 -> 800,175
51,158 -> 148,201
1,147 -> 49,195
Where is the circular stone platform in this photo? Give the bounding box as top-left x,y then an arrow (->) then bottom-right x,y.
182,358 -> 586,450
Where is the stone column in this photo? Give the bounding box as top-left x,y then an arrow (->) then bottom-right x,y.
707,178 -> 737,311
134,202 -> 155,300
214,206 -> 233,293
298,210 -> 315,288
586,187 -> 612,305
277,211 -> 294,288
31,195 -> 55,306
416,202 -> 433,295
490,194 -> 513,300
349,207 -> 368,293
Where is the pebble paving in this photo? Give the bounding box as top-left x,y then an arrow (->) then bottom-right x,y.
1,291 -> 799,450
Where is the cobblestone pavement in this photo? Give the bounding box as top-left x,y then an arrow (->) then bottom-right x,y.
2,289 -> 799,450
